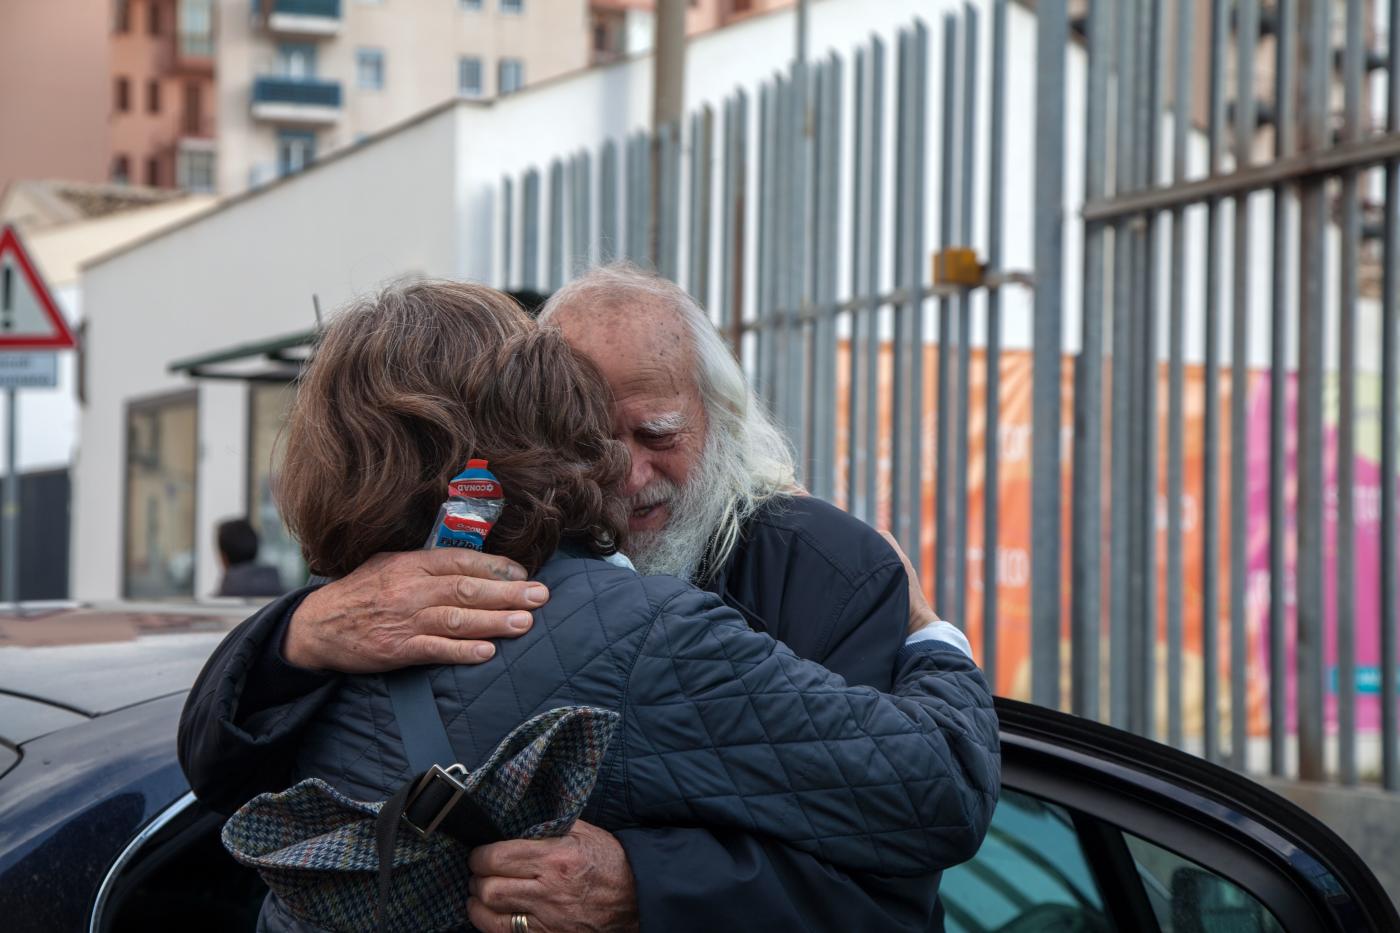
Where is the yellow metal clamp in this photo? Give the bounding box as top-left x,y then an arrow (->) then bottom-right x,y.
931,248 -> 985,287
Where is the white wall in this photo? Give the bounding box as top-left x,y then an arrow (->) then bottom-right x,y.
74,109 -> 461,600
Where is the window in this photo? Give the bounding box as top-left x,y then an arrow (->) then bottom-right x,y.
457,56 -> 482,97
356,48 -> 385,90
459,0 -> 482,8
147,79 -> 161,114
500,0 -> 523,12
277,130 -> 316,176
248,384 -> 306,590
277,42 -> 317,79
115,76 -> 131,113
1124,833 -> 1286,933
498,58 -> 524,95
182,81 -> 203,134
178,0 -> 214,57
111,154 -> 131,185
148,0 -> 162,35
124,393 -> 198,599
146,156 -> 161,186
114,0 -> 131,33
177,149 -> 215,192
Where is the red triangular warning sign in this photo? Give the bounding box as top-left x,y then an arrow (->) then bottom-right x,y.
0,224 -> 77,350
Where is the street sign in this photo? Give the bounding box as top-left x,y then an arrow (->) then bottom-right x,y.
0,353 -> 56,389
0,225 -> 77,350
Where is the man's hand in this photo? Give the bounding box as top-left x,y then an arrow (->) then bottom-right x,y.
879,531 -> 942,636
466,820 -> 640,933
281,549 -> 549,673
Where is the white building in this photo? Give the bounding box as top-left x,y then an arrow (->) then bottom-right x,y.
217,0 -> 592,194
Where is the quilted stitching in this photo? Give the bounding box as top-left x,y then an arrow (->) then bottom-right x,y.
292,554 -> 999,887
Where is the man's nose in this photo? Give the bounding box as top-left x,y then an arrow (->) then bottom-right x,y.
623,445 -> 652,497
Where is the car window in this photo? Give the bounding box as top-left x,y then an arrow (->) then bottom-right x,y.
1124,832 -> 1286,933
941,789 -> 1110,933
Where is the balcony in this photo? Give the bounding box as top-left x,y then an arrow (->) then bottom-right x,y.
250,77 -> 342,125
266,0 -> 342,37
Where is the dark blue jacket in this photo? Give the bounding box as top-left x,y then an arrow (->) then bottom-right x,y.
180,496 -> 996,931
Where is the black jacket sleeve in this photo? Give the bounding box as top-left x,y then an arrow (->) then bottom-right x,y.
177,586 -> 339,815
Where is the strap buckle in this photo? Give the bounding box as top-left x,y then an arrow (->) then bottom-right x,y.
400,763 -> 469,839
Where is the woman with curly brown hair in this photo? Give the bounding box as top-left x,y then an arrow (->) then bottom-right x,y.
238,279 -> 998,933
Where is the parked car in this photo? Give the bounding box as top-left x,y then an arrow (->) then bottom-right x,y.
0,606 -> 1395,932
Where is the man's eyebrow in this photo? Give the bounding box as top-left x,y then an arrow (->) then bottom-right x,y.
638,412 -> 688,433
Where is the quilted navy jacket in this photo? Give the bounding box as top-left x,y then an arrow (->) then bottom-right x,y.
256,551 -> 998,930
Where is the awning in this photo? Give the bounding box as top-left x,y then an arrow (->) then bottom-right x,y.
168,328 -> 316,382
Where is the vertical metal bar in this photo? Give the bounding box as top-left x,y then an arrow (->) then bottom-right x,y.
501,176 -> 514,286
773,73 -> 793,458
936,17 -> 958,612
1381,0 -> 1400,793
756,84 -> 774,405
891,31 -> 911,549
660,122 -> 682,281
720,93 -> 746,353
694,108 -> 714,308
784,65 -> 808,474
2,389 -> 16,604
690,112 -> 704,298
848,48 -> 868,519
548,159 -> 565,292
907,21 -> 928,586
865,39 -> 886,530
1201,0 -> 1227,760
1032,0 -> 1068,710
1229,0 -> 1259,772
626,135 -> 642,263
1337,0 -> 1364,787
952,5 -> 979,635
811,57 -> 841,503
521,168 -> 540,290
1164,0 -> 1192,748
637,132 -> 654,265
984,0 -> 1007,690
1295,0 -> 1329,783
574,151 -> 593,276
1269,0 -> 1297,779
600,141 -> 618,263
1109,0 -> 1139,731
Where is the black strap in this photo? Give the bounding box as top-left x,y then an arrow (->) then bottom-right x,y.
383,668 -> 457,774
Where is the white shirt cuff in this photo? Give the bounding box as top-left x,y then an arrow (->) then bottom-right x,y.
904,619 -> 974,660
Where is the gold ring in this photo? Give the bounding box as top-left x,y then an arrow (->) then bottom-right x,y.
510,914 -> 530,933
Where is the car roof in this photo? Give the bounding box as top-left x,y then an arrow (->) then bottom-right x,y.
0,604 -> 247,722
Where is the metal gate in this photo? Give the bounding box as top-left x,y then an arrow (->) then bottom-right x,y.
496,0 -> 1400,795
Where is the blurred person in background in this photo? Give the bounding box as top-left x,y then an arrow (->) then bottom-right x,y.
215,517 -> 285,598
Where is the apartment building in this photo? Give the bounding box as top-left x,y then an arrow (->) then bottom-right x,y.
217,0 -> 591,194
589,0 -> 791,62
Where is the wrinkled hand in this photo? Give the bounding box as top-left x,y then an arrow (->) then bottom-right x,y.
281,549 -> 549,673
879,531 -> 942,636
466,821 -> 639,933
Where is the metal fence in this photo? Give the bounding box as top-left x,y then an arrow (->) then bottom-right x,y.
497,0 -> 1400,794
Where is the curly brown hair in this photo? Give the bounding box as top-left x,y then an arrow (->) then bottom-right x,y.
277,279 -> 630,577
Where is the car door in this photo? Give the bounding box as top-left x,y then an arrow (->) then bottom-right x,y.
938,699 -> 1399,933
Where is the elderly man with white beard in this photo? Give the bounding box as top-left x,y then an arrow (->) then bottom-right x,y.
179,264 -> 983,933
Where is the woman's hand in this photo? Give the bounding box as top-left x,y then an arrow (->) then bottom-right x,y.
281,548 -> 549,672
879,531 -> 943,636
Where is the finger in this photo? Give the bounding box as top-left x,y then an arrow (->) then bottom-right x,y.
467,897 -> 532,933
419,574 -> 549,612
469,875 -> 546,913
416,606 -> 535,641
468,839 -> 553,878
398,634 -> 500,665
415,548 -> 529,582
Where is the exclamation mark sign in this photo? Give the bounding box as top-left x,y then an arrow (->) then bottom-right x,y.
1,265 -> 11,332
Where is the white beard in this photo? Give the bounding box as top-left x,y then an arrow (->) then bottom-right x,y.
626,433 -> 734,581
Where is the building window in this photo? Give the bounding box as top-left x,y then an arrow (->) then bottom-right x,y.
498,58 -> 524,95
277,130 -> 317,176
148,0 -> 162,35
177,148 -> 215,192
124,392 -> 199,599
500,0 -> 523,12
277,43 -> 317,79
248,384 -> 306,589
459,0 -> 482,9
356,48 -> 385,90
111,154 -> 131,184
114,0 -> 131,33
178,0 -> 214,57
147,156 -> 161,186
147,79 -> 161,114
457,56 -> 483,97
182,82 -> 203,134
115,76 -> 131,113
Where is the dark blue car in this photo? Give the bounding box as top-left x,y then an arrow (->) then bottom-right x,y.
0,605 -> 1395,932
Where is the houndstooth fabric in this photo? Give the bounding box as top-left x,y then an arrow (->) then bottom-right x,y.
222,706 -> 619,933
